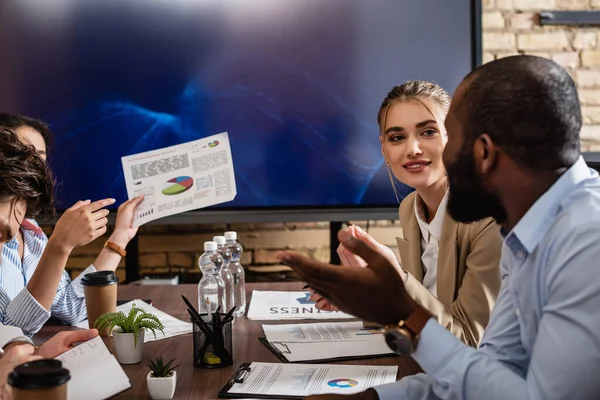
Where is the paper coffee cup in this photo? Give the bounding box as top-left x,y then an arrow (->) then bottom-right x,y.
81,270 -> 119,335
8,359 -> 70,400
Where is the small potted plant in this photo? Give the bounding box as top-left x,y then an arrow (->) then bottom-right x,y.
146,355 -> 179,400
94,303 -> 165,364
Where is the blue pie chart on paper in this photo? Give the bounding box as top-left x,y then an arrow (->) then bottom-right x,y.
327,379 -> 358,388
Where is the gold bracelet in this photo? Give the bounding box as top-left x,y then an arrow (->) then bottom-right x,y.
104,241 -> 126,257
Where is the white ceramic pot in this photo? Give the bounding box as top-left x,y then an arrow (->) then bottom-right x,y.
112,328 -> 145,364
147,371 -> 177,400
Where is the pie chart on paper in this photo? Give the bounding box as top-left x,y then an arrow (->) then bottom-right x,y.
161,176 -> 193,196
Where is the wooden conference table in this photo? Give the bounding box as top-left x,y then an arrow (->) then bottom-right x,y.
35,282 -> 422,399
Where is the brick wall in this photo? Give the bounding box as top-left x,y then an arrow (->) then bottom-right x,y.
483,0 -> 600,151
61,220 -> 403,283
63,1 -> 600,281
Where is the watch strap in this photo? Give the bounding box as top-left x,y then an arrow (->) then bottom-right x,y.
104,240 -> 126,257
403,306 -> 432,336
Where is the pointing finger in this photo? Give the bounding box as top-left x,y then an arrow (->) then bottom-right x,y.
88,198 -> 116,212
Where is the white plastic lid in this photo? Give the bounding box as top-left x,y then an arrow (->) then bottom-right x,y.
213,236 -> 226,245
224,231 -> 237,240
204,241 -> 217,251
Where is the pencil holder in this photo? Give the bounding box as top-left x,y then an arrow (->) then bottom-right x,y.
192,313 -> 233,369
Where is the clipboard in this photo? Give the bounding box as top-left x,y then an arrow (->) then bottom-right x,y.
258,337 -> 396,363
218,363 -> 302,399
218,361 -> 398,399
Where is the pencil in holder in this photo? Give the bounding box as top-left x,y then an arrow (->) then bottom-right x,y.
191,313 -> 233,369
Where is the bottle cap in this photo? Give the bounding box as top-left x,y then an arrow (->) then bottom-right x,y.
204,241 -> 217,251
224,231 -> 237,240
213,236 -> 226,245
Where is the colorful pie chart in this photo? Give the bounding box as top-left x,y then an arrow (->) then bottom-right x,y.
161,176 -> 193,195
327,379 -> 358,388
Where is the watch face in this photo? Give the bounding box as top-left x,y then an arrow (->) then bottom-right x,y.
384,329 -> 413,356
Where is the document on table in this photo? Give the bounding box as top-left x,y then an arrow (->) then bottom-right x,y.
264,339 -> 394,363
74,299 -> 193,342
56,336 -> 131,400
247,291 -> 355,320
121,131 -> 236,226
261,322 -> 393,363
221,362 -> 397,398
263,322 -> 384,342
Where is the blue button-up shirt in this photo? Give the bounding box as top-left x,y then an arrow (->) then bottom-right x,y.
376,156 -> 600,400
0,219 -> 95,336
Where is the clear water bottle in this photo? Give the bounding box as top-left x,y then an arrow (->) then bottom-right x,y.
224,231 -> 246,317
214,235 -> 234,314
197,241 -> 226,315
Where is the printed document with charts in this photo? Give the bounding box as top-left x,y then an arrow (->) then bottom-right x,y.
247,291 -> 355,320
220,362 -> 397,398
55,336 -> 130,400
261,322 -> 394,362
121,131 -> 236,226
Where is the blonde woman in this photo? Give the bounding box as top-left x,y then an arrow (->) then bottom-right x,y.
314,81 -> 503,347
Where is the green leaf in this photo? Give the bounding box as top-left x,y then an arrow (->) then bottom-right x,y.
94,303 -> 165,348
147,355 -> 179,377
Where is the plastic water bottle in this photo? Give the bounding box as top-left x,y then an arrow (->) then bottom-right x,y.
214,235 -> 234,314
197,241 -> 226,315
224,231 -> 246,317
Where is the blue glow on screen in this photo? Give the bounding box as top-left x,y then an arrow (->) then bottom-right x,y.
0,0 -> 473,210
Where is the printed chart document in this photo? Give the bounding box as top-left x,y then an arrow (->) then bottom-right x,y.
247,291 -> 355,320
56,336 -> 130,400
263,322 -> 384,342
221,362 -> 397,398
121,131 -> 236,226
74,299 -> 193,342
261,322 -> 394,363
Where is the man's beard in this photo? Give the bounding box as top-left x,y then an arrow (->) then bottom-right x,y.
446,147 -> 507,225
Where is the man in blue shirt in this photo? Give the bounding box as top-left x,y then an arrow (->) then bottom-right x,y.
278,55 -> 600,400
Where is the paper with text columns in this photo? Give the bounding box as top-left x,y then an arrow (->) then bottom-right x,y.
121,131 -> 236,226
226,362 -> 397,397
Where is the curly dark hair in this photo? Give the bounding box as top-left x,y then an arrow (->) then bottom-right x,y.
0,127 -> 55,220
0,113 -> 54,156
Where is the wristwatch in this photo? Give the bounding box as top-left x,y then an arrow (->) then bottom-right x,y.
384,306 -> 432,356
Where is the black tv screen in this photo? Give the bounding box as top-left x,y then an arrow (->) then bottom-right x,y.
0,0 -> 479,219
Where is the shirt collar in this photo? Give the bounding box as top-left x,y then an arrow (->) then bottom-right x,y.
20,218 -> 44,235
415,190 -> 449,243
508,156 -> 593,254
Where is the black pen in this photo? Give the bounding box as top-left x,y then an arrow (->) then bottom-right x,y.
181,295 -> 203,321
186,309 -> 213,340
222,306 -> 236,324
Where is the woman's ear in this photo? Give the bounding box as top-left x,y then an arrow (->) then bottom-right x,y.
380,136 -> 389,164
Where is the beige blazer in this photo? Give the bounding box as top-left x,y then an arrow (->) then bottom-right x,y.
397,192 -> 502,347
